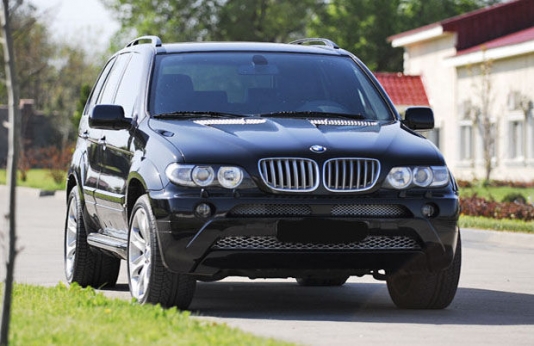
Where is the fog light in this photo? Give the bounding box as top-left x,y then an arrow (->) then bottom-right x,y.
195,203 -> 213,218
422,203 -> 438,218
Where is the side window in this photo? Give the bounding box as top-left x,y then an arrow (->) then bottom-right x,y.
83,57 -> 116,115
115,53 -> 144,117
98,53 -> 132,104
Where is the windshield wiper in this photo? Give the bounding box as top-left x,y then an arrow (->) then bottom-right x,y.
153,111 -> 248,119
258,111 -> 366,120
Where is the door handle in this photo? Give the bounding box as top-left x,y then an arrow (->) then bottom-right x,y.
99,136 -> 107,150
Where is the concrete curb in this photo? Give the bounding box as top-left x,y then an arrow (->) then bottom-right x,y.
463,228 -> 534,248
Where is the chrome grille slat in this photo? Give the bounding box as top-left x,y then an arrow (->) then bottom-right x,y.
212,235 -> 421,250
259,157 -> 379,192
259,158 -> 319,192
324,158 -> 380,192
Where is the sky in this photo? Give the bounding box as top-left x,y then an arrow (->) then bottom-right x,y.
28,0 -> 120,48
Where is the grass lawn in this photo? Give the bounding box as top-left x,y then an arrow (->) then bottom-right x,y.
4,283 -> 292,346
459,215 -> 534,233
459,183 -> 534,203
0,169 -> 66,191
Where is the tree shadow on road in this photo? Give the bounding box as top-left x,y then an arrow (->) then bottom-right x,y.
187,280 -> 534,326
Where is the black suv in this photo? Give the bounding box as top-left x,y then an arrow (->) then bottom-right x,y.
65,36 -> 461,310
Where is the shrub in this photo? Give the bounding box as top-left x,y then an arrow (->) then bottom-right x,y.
460,195 -> 534,222
501,193 -> 527,204
19,145 -> 73,184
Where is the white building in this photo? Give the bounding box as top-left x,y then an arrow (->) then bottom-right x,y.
389,0 -> 534,181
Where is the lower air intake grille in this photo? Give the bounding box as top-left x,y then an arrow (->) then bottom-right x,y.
331,204 -> 411,218
212,235 -> 421,251
228,204 -> 411,218
228,204 -> 312,217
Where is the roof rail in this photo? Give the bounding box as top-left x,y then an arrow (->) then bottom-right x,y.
288,38 -> 339,49
125,36 -> 162,48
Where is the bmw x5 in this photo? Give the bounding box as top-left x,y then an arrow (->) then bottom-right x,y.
64,36 -> 461,310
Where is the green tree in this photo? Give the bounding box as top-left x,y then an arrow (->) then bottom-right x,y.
44,44 -> 99,145
214,0 -> 324,42
101,0 -> 220,46
0,2 -> 99,161
310,0 -> 503,71
102,0 -> 324,45
0,2 -> 54,108
309,0 -> 401,71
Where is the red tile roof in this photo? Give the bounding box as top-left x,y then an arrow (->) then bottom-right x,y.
374,73 -> 429,106
456,26 -> 534,56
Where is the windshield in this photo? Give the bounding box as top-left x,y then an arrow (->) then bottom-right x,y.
149,52 -> 394,120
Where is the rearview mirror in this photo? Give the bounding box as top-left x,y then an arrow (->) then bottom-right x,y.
89,105 -> 132,130
402,107 -> 434,130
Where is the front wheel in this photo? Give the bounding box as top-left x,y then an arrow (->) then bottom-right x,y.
127,194 -> 196,309
386,233 -> 462,309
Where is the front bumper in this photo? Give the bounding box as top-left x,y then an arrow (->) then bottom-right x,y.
149,188 -> 459,279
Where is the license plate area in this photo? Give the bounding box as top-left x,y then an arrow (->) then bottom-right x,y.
277,219 -> 368,244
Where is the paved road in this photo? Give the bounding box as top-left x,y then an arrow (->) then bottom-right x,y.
1,186 -> 534,345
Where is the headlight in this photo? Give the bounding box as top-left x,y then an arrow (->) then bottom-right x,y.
413,167 -> 433,187
166,163 -> 245,189
218,166 -> 243,189
165,164 -> 196,186
192,166 -> 215,186
430,166 -> 449,187
386,167 -> 412,189
385,166 -> 449,190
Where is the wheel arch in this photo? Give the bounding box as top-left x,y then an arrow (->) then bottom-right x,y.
66,149 -> 87,203
127,157 -> 165,221
126,178 -> 147,222
66,173 -> 77,201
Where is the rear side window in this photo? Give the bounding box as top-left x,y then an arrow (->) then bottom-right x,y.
98,53 -> 132,104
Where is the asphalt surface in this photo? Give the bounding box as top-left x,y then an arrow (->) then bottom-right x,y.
1,186 -> 534,345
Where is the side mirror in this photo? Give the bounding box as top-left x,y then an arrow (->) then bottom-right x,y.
89,105 -> 132,130
402,107 -> 434,130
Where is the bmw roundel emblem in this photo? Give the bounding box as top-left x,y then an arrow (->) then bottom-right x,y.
310,145 -> 327,153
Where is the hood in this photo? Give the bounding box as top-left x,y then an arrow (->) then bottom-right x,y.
148,117 -> 444,169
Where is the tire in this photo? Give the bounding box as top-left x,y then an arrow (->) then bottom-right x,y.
127,195 -> 196,309
64,188 -> 120,288
296,276 -> 349,287
386,233 -> 462,309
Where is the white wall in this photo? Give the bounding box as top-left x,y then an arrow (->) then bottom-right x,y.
455,52 -> 534,181
401,31 -> 534,182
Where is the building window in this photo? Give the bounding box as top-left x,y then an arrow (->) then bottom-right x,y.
510,121 -> 524,159
459,123 -> 473,161
528,116 -> 534,160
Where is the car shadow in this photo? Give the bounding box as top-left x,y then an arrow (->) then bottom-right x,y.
183,280 -> 534,326
98,278 -> 534,326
